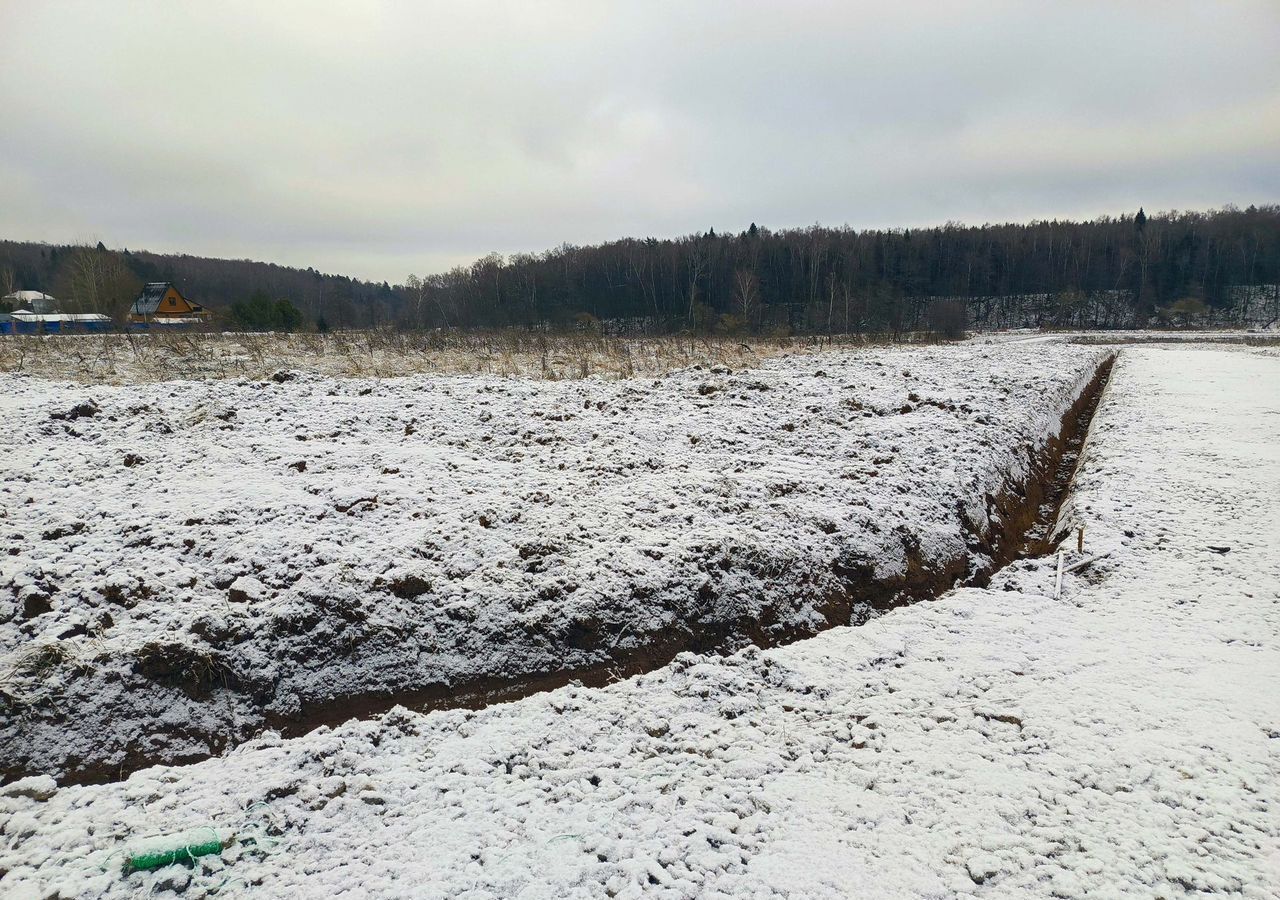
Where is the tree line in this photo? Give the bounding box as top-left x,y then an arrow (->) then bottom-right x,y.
0,242 -> 390,330
3,205 -> 1278,334
404,205 -> 1279,333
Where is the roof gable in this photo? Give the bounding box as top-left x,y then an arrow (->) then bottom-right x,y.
4,291 -> 58,313
133,282 -> 186,316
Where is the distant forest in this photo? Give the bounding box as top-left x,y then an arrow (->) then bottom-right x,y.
3,205 -> 1278,334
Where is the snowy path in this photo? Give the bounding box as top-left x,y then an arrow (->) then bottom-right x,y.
2,345 -> 1278,898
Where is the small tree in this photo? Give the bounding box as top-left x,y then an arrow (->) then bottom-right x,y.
1167,296 -> 1207,327
716,313 -> 747,335
732,268 -> 760,330
275,298 -> 302,330
54,244 -> 140,321
690,300 -> 716,334
925,299 -> 967,339
231,291 -> 305,331
573,311 -> 602,334
1053,290 -> 1088,327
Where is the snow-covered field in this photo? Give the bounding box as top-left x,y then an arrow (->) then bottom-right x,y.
2,342 -> 1276,898
2,344 -> 1105,781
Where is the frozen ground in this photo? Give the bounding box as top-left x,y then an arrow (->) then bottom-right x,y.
1,344 -> 1104,780
1,343 -> 1276,898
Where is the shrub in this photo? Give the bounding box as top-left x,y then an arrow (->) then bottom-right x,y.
925,299 -> 967,339
231,291 -> 304,332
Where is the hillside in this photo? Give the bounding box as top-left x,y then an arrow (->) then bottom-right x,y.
0,241 -> 400,328
3,205 -> 1279,332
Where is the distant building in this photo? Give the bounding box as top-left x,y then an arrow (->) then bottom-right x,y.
129,282 -> 210,327
3,290 -> 58,314
1,311 -> 112,334
0,290 -> 111,333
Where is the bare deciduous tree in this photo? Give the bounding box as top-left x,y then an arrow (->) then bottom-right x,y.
733,268 -> 760,327
56,244 -> 140,321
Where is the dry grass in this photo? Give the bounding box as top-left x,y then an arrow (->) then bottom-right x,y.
0,642 -> 87,712
0,329 -> 914,384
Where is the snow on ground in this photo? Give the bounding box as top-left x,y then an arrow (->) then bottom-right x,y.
970,329 -> 1279,347
1,344 -> 1104,780
1,344 -> 1276,898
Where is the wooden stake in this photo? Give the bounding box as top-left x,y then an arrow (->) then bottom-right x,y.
1054,550 -> 1065,600
1064,552 -> 1110,574
1077,525 -> 1085,553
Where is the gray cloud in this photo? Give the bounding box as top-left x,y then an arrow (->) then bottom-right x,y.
1,0 -> 1277,281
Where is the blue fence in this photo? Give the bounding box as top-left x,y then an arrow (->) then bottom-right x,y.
0,320 -> 113,335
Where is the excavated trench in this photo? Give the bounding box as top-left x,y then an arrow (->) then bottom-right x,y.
271,354 -> 1117,738
25,355 -> 1114,785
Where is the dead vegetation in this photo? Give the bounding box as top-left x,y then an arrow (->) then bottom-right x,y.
131,640 -> 226,695
0,641 -> 87,712
0,329 -> 933,384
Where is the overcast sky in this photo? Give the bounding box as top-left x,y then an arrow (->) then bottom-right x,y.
1,1 -> 1277,283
